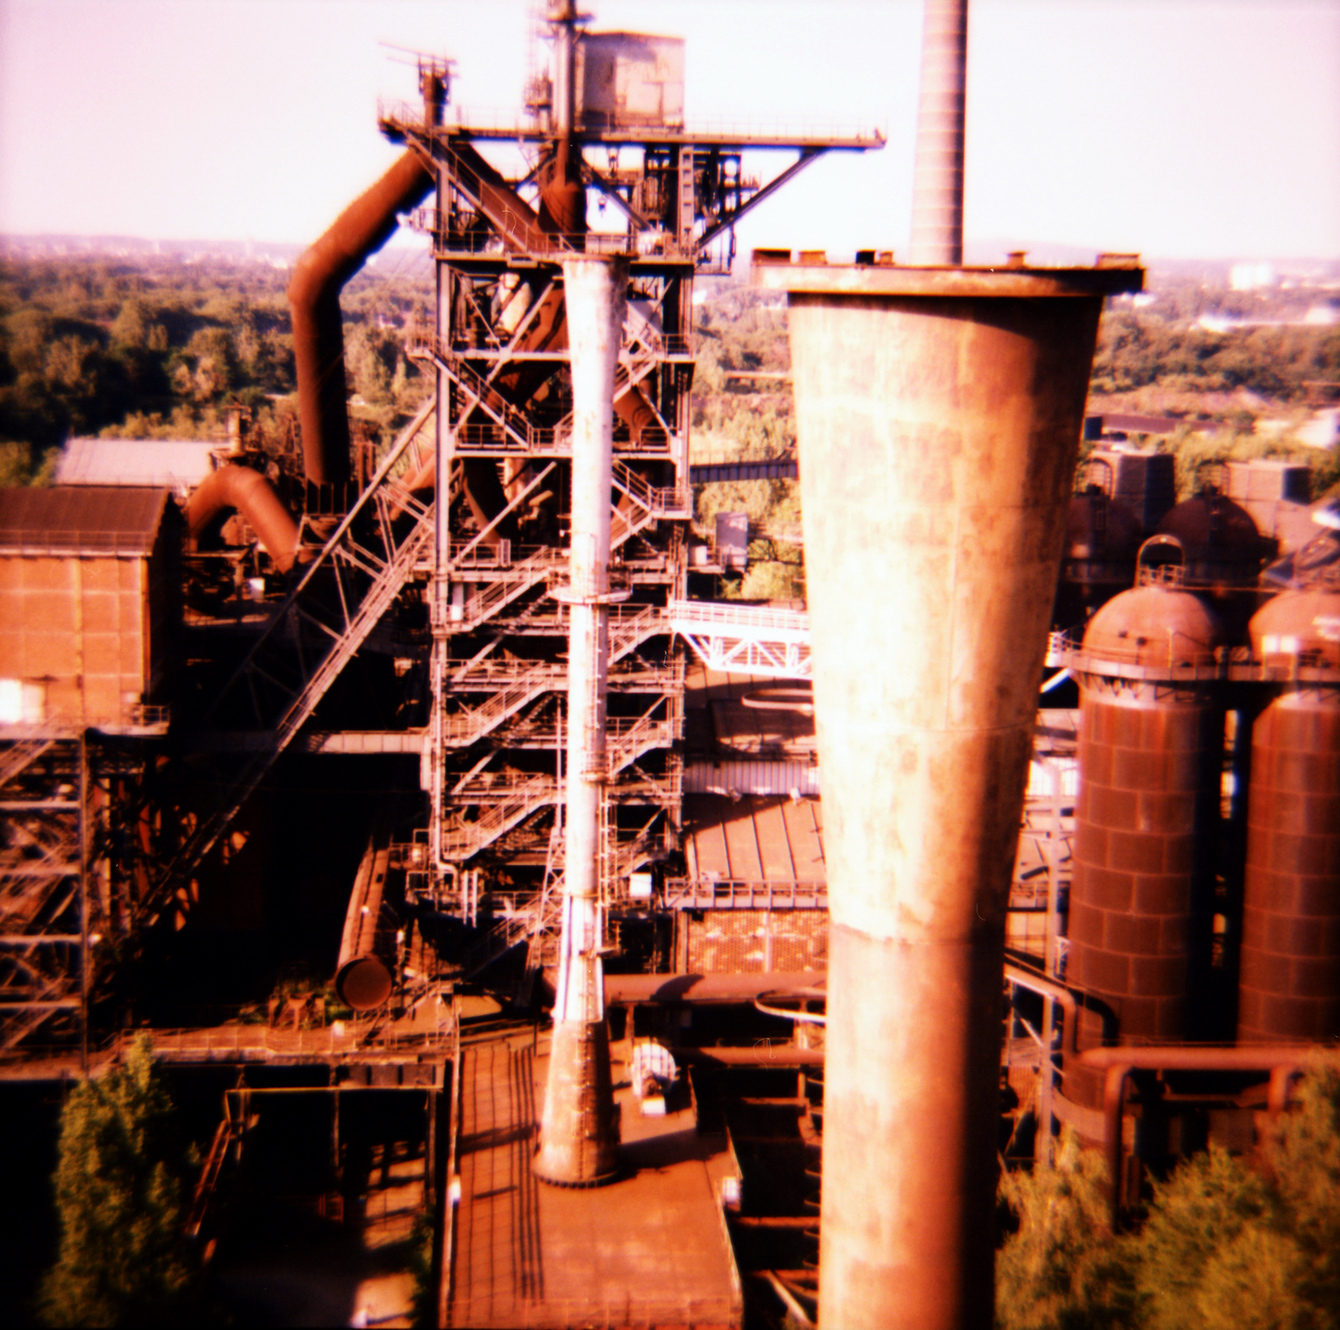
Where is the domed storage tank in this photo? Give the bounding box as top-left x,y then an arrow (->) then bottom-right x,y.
1154,480 -> 1265,640
1065,583 -> 1225,1103
1056,460 -> 1144,627
1238,589 -> 1340,1042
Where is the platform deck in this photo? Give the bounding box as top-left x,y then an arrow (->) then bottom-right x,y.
448,1030 -> 743,1329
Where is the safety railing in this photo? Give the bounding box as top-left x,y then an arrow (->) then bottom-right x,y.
661,877 -> 828,911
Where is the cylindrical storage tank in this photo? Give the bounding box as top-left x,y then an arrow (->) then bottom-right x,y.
1154,485 -> 1264,640
756,258 -> 1142,1330
1066,585 -> 1224,1101
1238,589 -> 1340,1042
1056,480 -> 1143,627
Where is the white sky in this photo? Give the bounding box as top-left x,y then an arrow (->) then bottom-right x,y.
1,0 -> 1337,261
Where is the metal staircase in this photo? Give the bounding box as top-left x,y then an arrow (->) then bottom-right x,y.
147,402 -> 437,917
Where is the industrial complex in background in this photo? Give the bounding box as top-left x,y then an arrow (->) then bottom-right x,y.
2,2 -> 1338,1327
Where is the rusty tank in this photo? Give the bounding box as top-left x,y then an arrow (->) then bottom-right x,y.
1066,582 -> 1225,1105
1238,588 -> 1340,1041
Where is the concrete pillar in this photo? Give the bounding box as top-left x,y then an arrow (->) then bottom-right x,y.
534,254 -> 628,1186
909,0 -> 968,266
754,259 -> 1142,1330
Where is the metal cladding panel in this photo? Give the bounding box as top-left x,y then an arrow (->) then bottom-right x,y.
0,485 -> 169,553
0,489 -> 172,726
577,32 -> 685,129
1067,688 -> 1221,1074
684,908 -> 828,974
54,438 -> 216,490
1239,691 -> 1340,1042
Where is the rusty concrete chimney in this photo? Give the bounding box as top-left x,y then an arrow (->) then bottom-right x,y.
533,254 -> 629,1187
908,0 -> 968,265
757,255 -> 1141,1330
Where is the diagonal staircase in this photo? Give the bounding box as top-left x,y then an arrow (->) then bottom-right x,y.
146,401 -> 437,920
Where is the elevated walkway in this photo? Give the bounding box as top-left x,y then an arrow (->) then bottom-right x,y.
670,600 -> 811,680
447,1028 -> 743,1329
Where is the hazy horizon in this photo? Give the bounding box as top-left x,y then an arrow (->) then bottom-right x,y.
1,0 -> 1338,263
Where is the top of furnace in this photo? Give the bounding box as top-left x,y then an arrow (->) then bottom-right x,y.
751,249 -> 1144,298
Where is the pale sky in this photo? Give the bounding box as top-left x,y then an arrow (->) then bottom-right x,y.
1,0 -> 1337,262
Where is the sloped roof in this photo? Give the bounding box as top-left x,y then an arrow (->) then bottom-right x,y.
0,486 -> 172,554
54,437 -> 216,489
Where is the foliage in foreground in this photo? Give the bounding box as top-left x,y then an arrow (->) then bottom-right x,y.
39,1035 -> 196,1327
997,1050 -> 1340,1330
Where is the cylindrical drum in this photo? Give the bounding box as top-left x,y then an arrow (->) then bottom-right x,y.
1238,590 -> 1340,1042
1067,585 -> 1224,1105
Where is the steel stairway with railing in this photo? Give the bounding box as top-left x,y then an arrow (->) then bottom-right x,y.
145,401 -> 437,920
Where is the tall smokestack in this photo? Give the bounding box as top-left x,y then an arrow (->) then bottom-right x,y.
756,256 -> 1141,1329
908,0 -> 968,265
533,254 -> 628,1187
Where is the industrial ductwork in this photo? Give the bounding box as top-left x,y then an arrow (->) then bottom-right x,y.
186,464 -> 301,572
288,149 -> 435,487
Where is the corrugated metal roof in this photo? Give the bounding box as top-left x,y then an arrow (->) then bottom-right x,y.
0,486 -> 171,554
54,437 -> 216,489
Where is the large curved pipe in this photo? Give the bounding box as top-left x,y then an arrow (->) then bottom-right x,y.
335,828 -> 396,1012
1078,1045 -> 1315,1227
187,464 -> 301,572
289,149 -> 435,487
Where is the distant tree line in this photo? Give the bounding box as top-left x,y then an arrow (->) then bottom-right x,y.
0,253 -> 433,484
1090,313 -> 1340,401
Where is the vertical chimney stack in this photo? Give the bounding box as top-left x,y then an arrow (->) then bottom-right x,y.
533,254 -> 628,1187
908,0 -> 968,265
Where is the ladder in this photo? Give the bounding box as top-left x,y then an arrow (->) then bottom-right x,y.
146,402 -> 437,919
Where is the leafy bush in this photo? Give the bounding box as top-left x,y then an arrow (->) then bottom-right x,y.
39,1036 -> 196,1327
997,1051 -> 1340,1330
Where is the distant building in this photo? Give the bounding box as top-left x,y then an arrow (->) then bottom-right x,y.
1229,261 -> 1277,291
55,437 -> 217,492
0,487 -> 180,729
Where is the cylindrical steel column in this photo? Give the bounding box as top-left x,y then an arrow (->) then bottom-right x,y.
1239,589 -> 1340,1042
1065,585 -> 1225,1108
756,258 -> 1141,1330
909,0 -> 968,266
533,254 -> 627,1187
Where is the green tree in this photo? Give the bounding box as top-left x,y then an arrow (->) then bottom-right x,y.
997,1052 -> 1340,1330
996,1129 -> 1136,1330
39,1036 -> 195,1327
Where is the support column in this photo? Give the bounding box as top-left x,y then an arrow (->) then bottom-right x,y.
756,257 -> 1141,1330
534,254 -> 628,1186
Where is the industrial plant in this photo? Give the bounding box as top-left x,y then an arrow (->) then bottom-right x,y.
2,1 -> 1338,1327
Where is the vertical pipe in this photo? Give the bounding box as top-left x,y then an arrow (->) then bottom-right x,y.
534,254 -> 628,1187
757,259 -> 1140,1330
429,156 -> 452,883
908,0 -> 968,266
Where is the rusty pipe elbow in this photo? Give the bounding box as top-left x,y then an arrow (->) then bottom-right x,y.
188,464 -> 301,572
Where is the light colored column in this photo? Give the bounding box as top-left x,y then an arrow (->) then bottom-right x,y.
534,253 -> 628,1186
756,259 -> 1140,1330
908,0 -> 968,266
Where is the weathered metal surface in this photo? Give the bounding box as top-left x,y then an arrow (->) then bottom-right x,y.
335,828 -> 395,1012
450,1029 -> 743,1328
288,149 -> 434,487
1067,586 -> 1225,1099
534,255 -> 626,1187
0,485 -> 170,553
55,437 -> 217,490
1239,589 -> 1340,1041
186,463 -> 300,571
0,487 -> 177,728
771,256 -> 1139,1330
